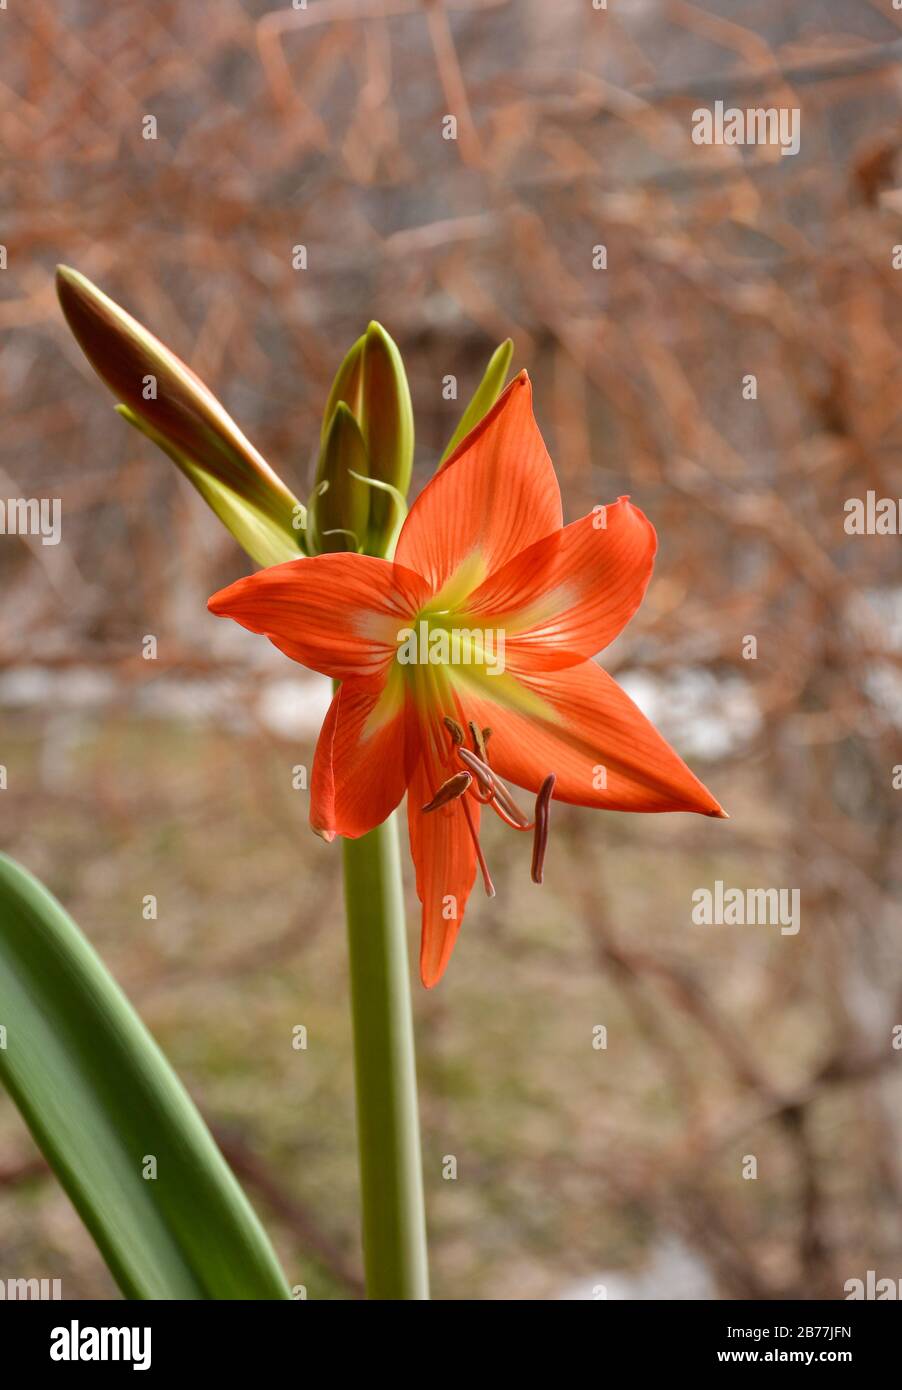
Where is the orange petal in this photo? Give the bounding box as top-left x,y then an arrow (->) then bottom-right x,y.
394,372 -> 561,600
466,497 -> 657,670
407,754 -> 479,987
311,672 -> 420,839
208,552 -> 429,680
462,659 -> 726,816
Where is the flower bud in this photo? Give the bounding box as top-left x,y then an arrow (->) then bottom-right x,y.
358,322 -> 413,554
320,334 -> 365,447
308,403 -> 370,554
56,266 -> 305,567
439,338 -> 513,468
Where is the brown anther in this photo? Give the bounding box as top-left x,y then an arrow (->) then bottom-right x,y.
422,771 -> 472,813
443,716 -> 465,748
530,774 -> 556,884
468,720 -> 488,763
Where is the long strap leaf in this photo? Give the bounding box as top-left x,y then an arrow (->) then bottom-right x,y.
0,855 -> 291,1300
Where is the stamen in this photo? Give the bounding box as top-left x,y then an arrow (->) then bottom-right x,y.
490,782 -> 532,830
463,776 -> 496,808
457,746 -> 495,798
468,720 -> 489,764
462,795 -> 495,898
443,716 -> 464,748
484,794 -> 531,832
422,771 -> 472,813
530,774 -> 556,884
435,711 -> 553,898
458,748 -> 532,828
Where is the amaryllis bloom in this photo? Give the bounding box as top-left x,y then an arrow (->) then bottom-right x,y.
209,373 -> 726,986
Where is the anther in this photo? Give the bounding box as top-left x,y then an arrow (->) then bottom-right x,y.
422,771 -> 472,813
530,774 -> 556,884
468,720 -> 488,763
443,716 -> 464,747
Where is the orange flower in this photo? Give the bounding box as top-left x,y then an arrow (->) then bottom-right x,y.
209,373 -> 726,986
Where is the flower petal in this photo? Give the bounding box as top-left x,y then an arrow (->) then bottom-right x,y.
311,672 -> 419,839
460,659 -> 726,816
407,753 -> 479,988
208,553 -> 429,680
466,497 -> 657,670
394,372 -> 561,601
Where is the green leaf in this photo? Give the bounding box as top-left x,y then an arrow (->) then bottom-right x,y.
439,338 -> 514,467
57,266 -> 306,567
0,854 -> 292,1300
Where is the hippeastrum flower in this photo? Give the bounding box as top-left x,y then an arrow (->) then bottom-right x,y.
208,372 -> 726,987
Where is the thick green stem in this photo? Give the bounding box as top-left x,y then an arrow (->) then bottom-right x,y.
342,813 -> 429,1299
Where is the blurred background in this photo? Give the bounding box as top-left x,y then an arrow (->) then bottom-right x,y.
1,0 -> 902,1300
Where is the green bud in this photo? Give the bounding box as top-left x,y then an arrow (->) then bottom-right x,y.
308,403 -> 370,554
320,333 -> 365,449
439,338 -> 513,467
358,322 -> 413,554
